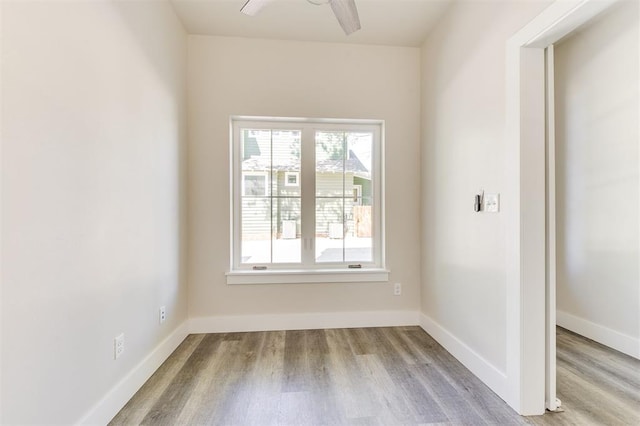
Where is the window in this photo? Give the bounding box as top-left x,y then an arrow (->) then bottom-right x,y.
229,117 -> 386,284
353,185 -> 362,205
242,172 -> 268,196
284,171 -> 299,187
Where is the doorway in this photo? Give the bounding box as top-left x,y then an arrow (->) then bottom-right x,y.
548,0 -> 640,414
505,0 -> 623,415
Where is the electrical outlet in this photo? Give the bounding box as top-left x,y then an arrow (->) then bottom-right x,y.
159,306 -> 166,324
114,333 -> 124,360
394,283 -> 401,296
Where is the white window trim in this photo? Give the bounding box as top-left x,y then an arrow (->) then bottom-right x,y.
229,116 -> 386,284
284,171 -> 300,187
241,171 -> 268,196
226,268 -> 390,284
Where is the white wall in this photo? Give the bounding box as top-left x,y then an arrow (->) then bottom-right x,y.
554,0 -> 639,358
188,36 -> 421,324
0,1 -> 188,423
420,0 -> 551,388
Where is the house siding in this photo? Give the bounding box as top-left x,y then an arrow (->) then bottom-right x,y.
241,171 -> 361,239
316,172 -> 354,236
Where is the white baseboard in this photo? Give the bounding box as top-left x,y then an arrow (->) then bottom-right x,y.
76,322 -> 189,425
557,310 -> 640,360
188,310 -> 420,334
418,313 -> 508,401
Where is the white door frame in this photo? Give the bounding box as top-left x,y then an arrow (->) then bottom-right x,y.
505,0 -> 618,415
544,43 -> 559,412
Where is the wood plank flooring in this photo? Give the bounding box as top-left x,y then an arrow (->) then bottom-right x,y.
527,327 -> 640,426
110,326 -> 640,426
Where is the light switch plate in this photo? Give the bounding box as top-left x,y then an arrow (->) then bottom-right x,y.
484,193 -> 500,213
114,333 -> 124,360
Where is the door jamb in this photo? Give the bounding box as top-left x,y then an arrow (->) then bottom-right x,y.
544,43 -> 559,413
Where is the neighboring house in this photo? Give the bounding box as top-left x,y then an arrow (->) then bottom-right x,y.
241,130 -> 372,239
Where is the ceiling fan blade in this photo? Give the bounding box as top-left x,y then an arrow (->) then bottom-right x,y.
241,0 -> 273,16
329,0 -> 361,35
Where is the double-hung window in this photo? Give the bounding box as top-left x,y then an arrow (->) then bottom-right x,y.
228,117 -> 387,284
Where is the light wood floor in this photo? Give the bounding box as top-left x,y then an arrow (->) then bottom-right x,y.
528,327 -> 640,426
110,326 -> 640,425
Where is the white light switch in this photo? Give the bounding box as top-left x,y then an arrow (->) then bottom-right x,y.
484,193 -> 500,213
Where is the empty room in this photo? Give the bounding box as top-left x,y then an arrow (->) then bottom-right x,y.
1,0 -> 638,425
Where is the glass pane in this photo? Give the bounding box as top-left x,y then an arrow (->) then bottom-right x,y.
345,133 -> 372,262
314,130 -> 374,264
272,198 -> 301,263
241,198 -> 271,264
345,201 -> 372,262
273,130 -> 301,196
242,129 -> 272,197
346,132 -> 373,185
315,198 -> 344,262
240,128 -> 302,265
316,131 -> 346,197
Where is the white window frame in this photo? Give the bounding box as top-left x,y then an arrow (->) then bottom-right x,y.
284,171 -> 300,187
241,171 -> 269,196
228,116 -> 388,284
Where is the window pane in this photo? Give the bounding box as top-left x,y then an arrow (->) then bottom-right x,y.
344,133 -> 372,262
316,131 -> 346,197
240,128 -> 301,265
272,198 -> 301,263
242,129 -> 272,196
347,132 -> 373,185
241,198 -> 271,264
273,130 -> 301,196
315,131 -> 373,264
345,201 -> 372,262
315,198 -> 344,262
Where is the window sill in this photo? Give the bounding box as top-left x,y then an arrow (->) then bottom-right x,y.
226,268 -> 390,285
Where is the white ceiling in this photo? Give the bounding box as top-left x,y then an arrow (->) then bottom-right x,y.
170,0 -> 452,47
